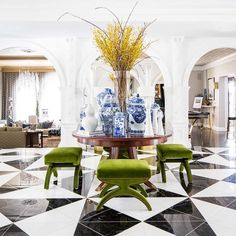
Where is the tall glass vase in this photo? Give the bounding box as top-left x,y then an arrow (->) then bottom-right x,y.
113,70 -> 131,113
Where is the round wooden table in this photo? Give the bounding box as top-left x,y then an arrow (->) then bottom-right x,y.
72,132 -> 171,190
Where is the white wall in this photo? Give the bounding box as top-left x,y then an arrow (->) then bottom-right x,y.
189,71 -> 204,109
204,59 -> 236,130
0,71 -> 2,119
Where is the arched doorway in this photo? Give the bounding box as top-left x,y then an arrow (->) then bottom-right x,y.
0,46 -> 62,147
186,47 -> 236,147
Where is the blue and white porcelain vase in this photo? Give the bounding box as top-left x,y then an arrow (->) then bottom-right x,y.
97,88 -> 112,108
79,105 -> 87,130
151,102 -> 160,135
127,94 -> 146,135
113,112 -> 125,137
97,88 -> 119,135
81,104 -> 98,132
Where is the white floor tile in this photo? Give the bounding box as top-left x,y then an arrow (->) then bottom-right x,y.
0,212 -> 12,228
15,200 -> 85,236
199,154 -> 236,167
81,155 -> 102,170
25,157 -> 45,170
82,151 -> 99,156
86,175 -> 101,198
0,162 -> 20,171
191,169 -> 236,180
47,223 -> 78,236
0,155 -> 28,163
117,222 -> 175,236
91,197 -> 186,221
192,198 -> 236,236
150,171 -> 188,197
137,154 -> 155,160
205,147 -> 229,154
0,184 -> 84,199
193,181 -> 236,197
0,172 -> 19,187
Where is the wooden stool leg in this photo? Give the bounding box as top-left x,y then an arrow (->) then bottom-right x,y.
44,166 -> 53,189
73,166 -> 80,190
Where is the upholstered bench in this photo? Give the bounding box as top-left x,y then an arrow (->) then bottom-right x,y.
96,159 -> 152,211
44,147 -> 82,190
157,144 -> 193,183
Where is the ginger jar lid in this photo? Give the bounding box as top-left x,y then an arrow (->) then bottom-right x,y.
128,94 -> 145,105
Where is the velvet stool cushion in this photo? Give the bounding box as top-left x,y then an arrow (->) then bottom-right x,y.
96,159 -> 152,211
156,144 -> 193,183
44,147 -> 82,190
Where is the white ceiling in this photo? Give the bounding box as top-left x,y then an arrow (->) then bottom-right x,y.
0,0 -> 236,38
195,48 -> 236,66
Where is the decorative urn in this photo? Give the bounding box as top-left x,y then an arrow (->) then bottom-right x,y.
97,88 -> 119,135
127,94 -> 146,135
81,104 -> 98,132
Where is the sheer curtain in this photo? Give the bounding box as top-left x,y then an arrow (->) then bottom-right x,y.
3,71 -> 61,122
39,72 -> 61,122
15,71 -> 37,121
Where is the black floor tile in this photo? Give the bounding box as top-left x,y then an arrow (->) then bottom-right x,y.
169,198 -> 204,220
192,153 -> 212,161
227,199 -> 236,210
0,224 -> 29,236
79,199 -> 140,236
80,221 -> 139,236
172,171 -> 218,196
194,197 -> 236,209
186,222 -> 216,236
145,208 -> 205,236
74,223 -> 102,236
189,161 -> 231,169
147,188 -> 186,197
4,156 -> 42,170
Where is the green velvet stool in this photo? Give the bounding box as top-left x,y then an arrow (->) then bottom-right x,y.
44,147 -> 82,190
96,159 -> 152,211
157,144 -> 193,183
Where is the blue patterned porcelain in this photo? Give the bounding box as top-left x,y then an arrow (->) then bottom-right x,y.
113,112 -> 125,137
97,88 -> 120,135
79,105 -> 87,130
151,102 -> 160,122
127,94 -> 146,135
97,88 -> 115,108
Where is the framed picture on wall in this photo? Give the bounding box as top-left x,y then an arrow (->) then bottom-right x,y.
208,77 -> 215,100
193,97 -> 203,109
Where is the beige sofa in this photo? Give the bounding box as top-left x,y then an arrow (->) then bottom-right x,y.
0,127 -> 27,148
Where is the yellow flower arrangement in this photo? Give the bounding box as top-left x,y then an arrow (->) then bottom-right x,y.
58,2 -> 156,71
93,23 -> 145,71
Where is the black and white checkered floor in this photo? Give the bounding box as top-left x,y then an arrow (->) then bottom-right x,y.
0,146 -> 236,236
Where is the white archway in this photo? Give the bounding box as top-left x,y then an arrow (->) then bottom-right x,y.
183,39 -> 236,87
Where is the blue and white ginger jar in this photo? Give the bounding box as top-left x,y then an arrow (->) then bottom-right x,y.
127,94 -> 146,135
97,88 -> 119,135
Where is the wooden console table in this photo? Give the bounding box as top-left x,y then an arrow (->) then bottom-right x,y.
26,130 -> 43,148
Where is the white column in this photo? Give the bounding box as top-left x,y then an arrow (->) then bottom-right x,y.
0,70 -> 2,119
171,36 -> 190,146
59,37 -> 82,147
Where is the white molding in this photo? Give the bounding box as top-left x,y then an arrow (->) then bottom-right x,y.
193,52 -> 236,71
212,126 -> 227,131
